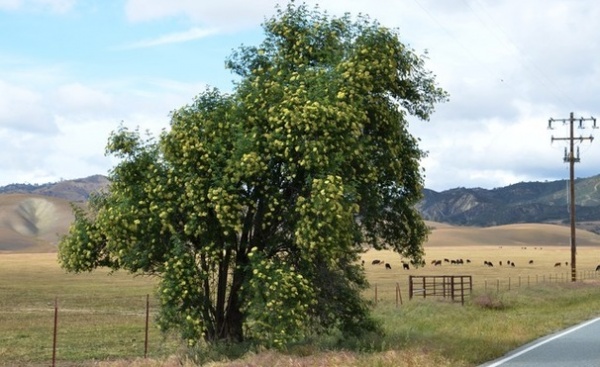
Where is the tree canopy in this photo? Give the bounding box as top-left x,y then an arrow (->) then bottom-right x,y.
58,2 -> 447,348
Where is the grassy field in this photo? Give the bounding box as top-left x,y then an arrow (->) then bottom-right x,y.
0,253 -> 181,366
362,243 -> 600,304
1,238 -> 600,366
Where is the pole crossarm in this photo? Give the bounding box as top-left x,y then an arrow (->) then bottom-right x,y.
547,112 -> 596,282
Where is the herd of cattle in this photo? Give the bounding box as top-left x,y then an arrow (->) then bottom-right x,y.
366,258 -> 600,271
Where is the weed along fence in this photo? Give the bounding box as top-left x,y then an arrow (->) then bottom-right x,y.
408,275 -> 472,305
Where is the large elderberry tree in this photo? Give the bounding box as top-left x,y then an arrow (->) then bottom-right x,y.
59,2 -> 447,347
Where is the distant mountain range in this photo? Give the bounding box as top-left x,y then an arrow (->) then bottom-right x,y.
417,174 -> 600,233
0,175 -> 109,202
1,174 -> 600,252
2,174 -> 600,227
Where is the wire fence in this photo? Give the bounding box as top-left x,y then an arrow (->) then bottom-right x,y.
0,293 -> 180,367
369,269 -> 600,307
2,269 -> 599,365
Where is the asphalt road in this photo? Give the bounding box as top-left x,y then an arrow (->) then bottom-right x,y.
480,317 -> 600,367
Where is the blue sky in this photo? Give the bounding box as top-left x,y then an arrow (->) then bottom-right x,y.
2,0 -> 600,191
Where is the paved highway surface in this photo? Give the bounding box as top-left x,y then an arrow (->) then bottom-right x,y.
480,317 -> 600,367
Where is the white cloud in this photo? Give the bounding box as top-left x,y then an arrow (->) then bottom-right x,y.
0,79 -> 56,133
55,83 -> 113,113
3,0 -> 600,191
124,0 -> 281,29
0,0 -> 76,13
0,0 -> 19,10
121,27 -> 220,49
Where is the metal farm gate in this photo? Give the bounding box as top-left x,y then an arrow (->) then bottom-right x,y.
408,275 -> 472,305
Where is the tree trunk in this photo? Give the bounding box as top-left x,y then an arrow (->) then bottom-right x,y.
214,247 -> 231,340
218,249 -> 248,342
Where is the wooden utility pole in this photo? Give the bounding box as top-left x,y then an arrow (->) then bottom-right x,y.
548,112 -> 596,281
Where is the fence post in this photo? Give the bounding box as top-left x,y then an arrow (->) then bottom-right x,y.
144,294 -> 150,358
52,297 -> 58,367
396,283 -> 403,307
374,284 -> 378,306
409,276 -> 413,300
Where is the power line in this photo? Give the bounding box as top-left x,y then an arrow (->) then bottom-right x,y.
467,0 -> 579,111
548,112 -> 597,281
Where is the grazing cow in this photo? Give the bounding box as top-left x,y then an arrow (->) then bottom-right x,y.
529,260 -> 534,264
466,259 -> 471,263
431,260 -> 437,265
403,263 -> 410,270
484,261 -> 493,267
596,264 -> 600,271
511,262 -> 515,267
361,260 -> 365,266
385,263 -> 392,270
434,260 -> 442,266
372,259 -> 382,265
565,262 -> 569,266
444,258 -> 450,263
554,262 -> 561,267
499,261 -> 503,266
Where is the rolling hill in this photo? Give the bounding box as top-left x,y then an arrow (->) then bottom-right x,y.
1,174 -> 600,253
0,175 -> 107,253
0,194 -> 75,252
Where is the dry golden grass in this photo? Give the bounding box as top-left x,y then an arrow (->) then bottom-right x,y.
361,222 -> 600,304
198,348 -> 454,367
2,222 -> 600,366
362,244 -> 600,304
425,221 -> 600,247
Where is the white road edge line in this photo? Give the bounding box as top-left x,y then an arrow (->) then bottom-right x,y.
484,317 -> 600,367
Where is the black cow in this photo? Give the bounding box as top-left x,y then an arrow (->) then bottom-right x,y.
595,264 -> 600,271
529,260 -> 534,264
372,259 -> 382,265
403,263 -> 410,270
385,263 -> 392,270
